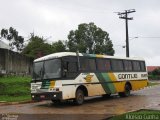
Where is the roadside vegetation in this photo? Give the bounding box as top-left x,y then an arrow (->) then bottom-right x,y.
149,74 -> 160,80
0,76 -> 31,102
148,68 -> 160,80
148,82 -> 160,86
109,109 -> 160,120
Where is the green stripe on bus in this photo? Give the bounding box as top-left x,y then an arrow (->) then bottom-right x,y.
101,73 -> 116,93
82,53 -> 96,57
41,81 -> 50,89
95,73 -> 111,93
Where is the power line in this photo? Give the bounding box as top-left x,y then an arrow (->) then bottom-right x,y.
137,36 -> 160,38
116,9 -> 136,57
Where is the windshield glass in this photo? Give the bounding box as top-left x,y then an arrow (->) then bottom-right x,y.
33,61 -> 44,80
33,59 -> 61,80
44,59 -> 61,79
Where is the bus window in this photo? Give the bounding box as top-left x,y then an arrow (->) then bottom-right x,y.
88,59 -> 96,71
80,58 -> 88,71
33,61 -> 44,80
80,58 -> 96,71
132,61 -> 141,71
140,61 -> 146,71
62,59 -> 78,78
66,62 -> 78,78
124,60 -> 132,71
68,62 -> 78,72
97,59 -> 111,71
44,59 -> 61,79
111,59 -> 124,71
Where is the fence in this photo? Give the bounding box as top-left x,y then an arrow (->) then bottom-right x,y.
0,48 -> 33,75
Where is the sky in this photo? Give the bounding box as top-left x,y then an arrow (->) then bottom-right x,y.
0,0 -> 160,66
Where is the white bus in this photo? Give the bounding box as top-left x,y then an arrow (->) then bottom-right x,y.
31,52 -> 148,105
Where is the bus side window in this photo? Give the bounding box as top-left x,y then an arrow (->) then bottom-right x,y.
68,62 -> 78,72
97,59 -> 111,71
132,61 -> 141,71
80,58 -> 88,71
63,61 -> 78,78
140,61 -> 146,71
111,59 -> 124,71
80,58 -> 96,72
88,59 -> 96,71
124,60 -> 133,71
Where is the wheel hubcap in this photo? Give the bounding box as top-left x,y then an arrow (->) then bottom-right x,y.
78,93 -> 83,102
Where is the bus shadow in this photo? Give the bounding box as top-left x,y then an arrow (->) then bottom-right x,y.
37,94 -> 140,108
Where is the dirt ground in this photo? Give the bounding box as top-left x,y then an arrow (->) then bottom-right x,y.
0,85 -> 160,120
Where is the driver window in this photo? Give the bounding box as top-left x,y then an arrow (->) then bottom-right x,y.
63,61 -> 78,78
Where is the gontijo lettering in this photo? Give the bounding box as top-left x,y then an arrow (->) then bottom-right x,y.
118,74 -> 138,79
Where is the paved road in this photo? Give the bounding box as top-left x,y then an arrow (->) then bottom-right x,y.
0,85 -> 160,120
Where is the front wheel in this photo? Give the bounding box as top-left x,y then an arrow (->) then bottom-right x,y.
74,89 -> 84,105
119,84 -> 131,97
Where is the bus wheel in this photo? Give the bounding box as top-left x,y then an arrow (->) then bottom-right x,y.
118,84 -> 131,97
75,89 -> 84,105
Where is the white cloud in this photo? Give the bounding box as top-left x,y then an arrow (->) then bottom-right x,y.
0,0 -> 160,65
146,56 -> 160,66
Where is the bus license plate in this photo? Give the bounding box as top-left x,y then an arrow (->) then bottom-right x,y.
40,95 -> 45,98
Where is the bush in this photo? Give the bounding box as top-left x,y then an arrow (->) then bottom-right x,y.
0,76 -> 31,96
148,74 -> 160,80
152,68 -> 160,75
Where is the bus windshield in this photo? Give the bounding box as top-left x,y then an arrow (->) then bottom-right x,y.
33,59 -> 61,80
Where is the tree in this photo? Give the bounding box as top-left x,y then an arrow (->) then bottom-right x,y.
1,27 -> 24,52
67,22 -> 115,55
152,68 -> 160,76
52,40 -> 67,53
22,34 -> 52,58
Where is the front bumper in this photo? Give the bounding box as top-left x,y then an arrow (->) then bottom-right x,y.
31,92 -> 62,101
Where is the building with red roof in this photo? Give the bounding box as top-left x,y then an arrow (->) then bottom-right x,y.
147,66 -> 160,73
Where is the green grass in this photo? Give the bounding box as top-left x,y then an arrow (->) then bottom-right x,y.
109,109 -> 160,120
0,76 -> 31,102
148,82 -> 160,86
0,95 -> 31,102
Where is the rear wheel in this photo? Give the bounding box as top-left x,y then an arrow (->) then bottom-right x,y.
119,84 -> 131,97
74,89 -> 84,105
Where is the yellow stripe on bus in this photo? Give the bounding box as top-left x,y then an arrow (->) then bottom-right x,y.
108,72 -> 148,92
50,81 -> 55,88
96,55 -> 104,58
130,80 -> 148,90
108,73 -> 125,92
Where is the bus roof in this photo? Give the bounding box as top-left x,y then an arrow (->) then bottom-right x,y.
34,52 -> 145,62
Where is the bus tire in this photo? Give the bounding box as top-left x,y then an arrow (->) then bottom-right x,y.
118,84 -> 131,97
74,89 -> 84,105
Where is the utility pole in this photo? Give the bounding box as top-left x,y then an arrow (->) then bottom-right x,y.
116,9 -> 136,57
